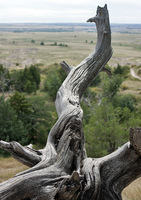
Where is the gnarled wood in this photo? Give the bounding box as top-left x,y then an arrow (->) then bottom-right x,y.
0,140 -> 42,167
0,5 -> 141,200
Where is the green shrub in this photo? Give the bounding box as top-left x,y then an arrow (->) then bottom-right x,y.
13,65 -> 40,94
90,74 -> 101,87
40,41 -> 44,45
113,64 -> 130,77
44,65 -> 66,100
9,91 -> 33,115
27,95 -> 57,146
113,94 -> 136,112
101,74 -> 122,100
9,92 -> 44,146
0,64 -> 12,92
0,96 -> 29,155
84,99 -> 127,157
31,39 -> 35,43
121,84 -> 128,90
138,69 -> 141,75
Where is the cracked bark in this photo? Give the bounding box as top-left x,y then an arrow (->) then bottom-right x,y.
0,5 -> 141,200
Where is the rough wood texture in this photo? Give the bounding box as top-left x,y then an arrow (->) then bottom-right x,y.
0,5 -> 141,200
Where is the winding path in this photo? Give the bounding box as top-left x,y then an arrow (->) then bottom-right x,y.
131,69 -> 141,80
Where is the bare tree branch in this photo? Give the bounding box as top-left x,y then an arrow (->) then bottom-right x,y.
0,140 -> 42,167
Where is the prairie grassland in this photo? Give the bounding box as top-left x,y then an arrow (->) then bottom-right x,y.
0,32 -> 96,68
0,157 -> 141,200
0,31 -> 141,69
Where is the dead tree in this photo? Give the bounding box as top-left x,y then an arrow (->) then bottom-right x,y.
0,5 -> 141,200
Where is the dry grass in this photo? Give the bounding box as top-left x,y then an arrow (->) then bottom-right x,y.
122,178 -> 141,200
0,31 -> 141,69
0,157 -> 28,183
120,79 -> 141,103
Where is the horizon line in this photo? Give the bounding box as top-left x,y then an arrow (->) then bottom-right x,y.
0,22 -> 141,25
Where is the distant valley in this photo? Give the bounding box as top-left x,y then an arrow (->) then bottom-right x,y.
0,23 -> 141,33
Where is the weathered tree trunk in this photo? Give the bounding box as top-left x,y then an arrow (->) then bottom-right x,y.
0,5 -> 141,200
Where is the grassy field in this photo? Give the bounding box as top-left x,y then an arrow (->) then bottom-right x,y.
0,31 -> 141,69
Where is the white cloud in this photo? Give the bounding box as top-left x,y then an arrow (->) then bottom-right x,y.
0,8 -> 91,23
0,0 -> 141,23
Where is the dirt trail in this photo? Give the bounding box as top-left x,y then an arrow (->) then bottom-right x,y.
131,69 -> 141,80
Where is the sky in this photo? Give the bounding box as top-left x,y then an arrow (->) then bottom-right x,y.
0,0 -> 141,24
